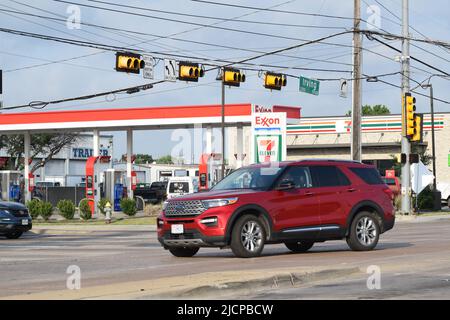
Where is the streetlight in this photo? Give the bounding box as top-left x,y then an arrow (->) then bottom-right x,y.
420,83 -> 437,191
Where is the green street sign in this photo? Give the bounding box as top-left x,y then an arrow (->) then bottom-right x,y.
299,76 -> 320,96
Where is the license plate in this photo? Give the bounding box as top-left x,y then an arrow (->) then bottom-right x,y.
171,224 -> 184,234
22,219 -> 29,226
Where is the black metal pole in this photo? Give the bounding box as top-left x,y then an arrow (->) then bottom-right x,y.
430,84 -> 437,190
221,71 -> 225,180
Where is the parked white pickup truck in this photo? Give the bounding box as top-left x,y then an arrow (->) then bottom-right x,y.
437,182 -> 450,207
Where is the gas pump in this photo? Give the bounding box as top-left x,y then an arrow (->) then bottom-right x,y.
198,153 -> 222,191
102,169 -> 133,212
0,171 -> 22,202
85,156 -> 111,215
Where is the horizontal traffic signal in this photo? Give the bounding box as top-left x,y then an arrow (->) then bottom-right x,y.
116,52 -> 145,74
222,67 -> 245,87
179,62 -> 204,82
264,72 -> 287,90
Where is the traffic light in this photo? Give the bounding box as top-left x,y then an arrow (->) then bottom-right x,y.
179,62 -> 204,82
115,52 -> 145,74
404,92 -> 416,138
264,72 -> 287,90
411,113 -> 423,142
222,67 -> 245,87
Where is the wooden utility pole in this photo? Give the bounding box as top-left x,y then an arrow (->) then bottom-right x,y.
351,0 -> 362,162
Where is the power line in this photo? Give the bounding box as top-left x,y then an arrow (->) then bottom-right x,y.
1,81 -> 161,111
364,32 -> 450,76
190,0 -> 355,21
52,0 -> 355,50
87,0 -> 348,30
361,0 -> 450,63
0,27 -> 354,73
0,8 -> 353,68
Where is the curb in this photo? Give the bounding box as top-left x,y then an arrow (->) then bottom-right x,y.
154,267 -> 361,299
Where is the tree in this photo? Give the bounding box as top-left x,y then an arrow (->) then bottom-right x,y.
121,153 -> 154,164
156,155 -> 173,164
0,133 -> 78,173
346,104 -> 391,116
134,154 -> 154,164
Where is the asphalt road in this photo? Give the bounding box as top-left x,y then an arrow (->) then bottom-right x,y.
1,217 -> 450,299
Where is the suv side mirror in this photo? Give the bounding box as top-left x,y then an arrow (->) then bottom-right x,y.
276,180 -> 295,191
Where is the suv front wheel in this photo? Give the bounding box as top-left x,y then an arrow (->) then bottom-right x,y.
230,215 -> 266,258
346,211 -> 380,251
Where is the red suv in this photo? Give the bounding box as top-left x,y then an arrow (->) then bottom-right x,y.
157,160 -> 395,258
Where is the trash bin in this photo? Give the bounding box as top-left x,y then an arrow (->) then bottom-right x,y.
432,190 -> 442,211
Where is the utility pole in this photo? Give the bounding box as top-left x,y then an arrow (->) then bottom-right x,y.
401,0 -> 411,214
221,69 -> 225,180
351,0 -> 362,162
0,69 -> 3,111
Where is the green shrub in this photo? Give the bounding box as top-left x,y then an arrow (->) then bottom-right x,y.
57,200 -> 76,220
97,198 -> 111,216
39,201 -> 54,221
26,199 -> 41,219
79,199 -> 92,220
120,198 -> 137,216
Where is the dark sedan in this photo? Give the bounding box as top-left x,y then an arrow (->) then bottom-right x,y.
0,201 -> 32,239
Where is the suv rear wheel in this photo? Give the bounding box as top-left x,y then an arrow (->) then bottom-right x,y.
346,211 -> 380,251
231,215 -> 266,258
168,247 -> 199,257
284,241 -> 314,253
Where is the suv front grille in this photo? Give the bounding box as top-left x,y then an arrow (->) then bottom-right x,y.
165,200 -> 205,217
10,209 -> 29,217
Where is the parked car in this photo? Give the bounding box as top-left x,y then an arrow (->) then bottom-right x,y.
0,201 -> 32,239
382,176 -> 400,197
134,182 -> 167,204
166,177 -> 195,200
157,160 -> 395,258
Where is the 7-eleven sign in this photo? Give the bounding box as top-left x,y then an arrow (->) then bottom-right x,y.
255,135 -> 282,163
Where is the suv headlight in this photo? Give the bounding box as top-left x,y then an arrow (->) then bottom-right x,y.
202,197 -> 238,209
0,210 -> 12,221
162,201 -> 169,211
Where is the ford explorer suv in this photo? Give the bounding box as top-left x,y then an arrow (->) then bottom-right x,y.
0,201 -> 32,239
157,160 -> 395,258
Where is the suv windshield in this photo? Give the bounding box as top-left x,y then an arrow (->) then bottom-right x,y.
212,166 -> 284,191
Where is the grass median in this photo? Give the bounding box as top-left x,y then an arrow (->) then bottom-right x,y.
33,216 -> 157,226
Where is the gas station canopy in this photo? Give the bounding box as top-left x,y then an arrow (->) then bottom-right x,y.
0,103 -> 301,133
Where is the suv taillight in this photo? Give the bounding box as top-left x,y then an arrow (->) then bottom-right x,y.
383,187 -> 394,200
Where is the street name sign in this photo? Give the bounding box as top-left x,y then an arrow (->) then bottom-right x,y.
299,76 -> 320,96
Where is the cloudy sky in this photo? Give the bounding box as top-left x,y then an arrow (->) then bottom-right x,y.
1,0 -> 449,159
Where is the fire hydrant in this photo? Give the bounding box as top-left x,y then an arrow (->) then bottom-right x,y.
105,201 -> 112,224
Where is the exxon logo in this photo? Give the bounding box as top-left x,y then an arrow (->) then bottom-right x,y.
255,116 -> 280,127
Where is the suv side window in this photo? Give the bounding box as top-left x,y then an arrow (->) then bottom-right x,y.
310,166 -> 351,187
349,167 -> 384,185
277,166 -> 313,188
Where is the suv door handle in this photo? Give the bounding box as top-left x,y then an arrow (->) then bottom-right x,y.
305,191 -> 315,196
347,188 -> 356,193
